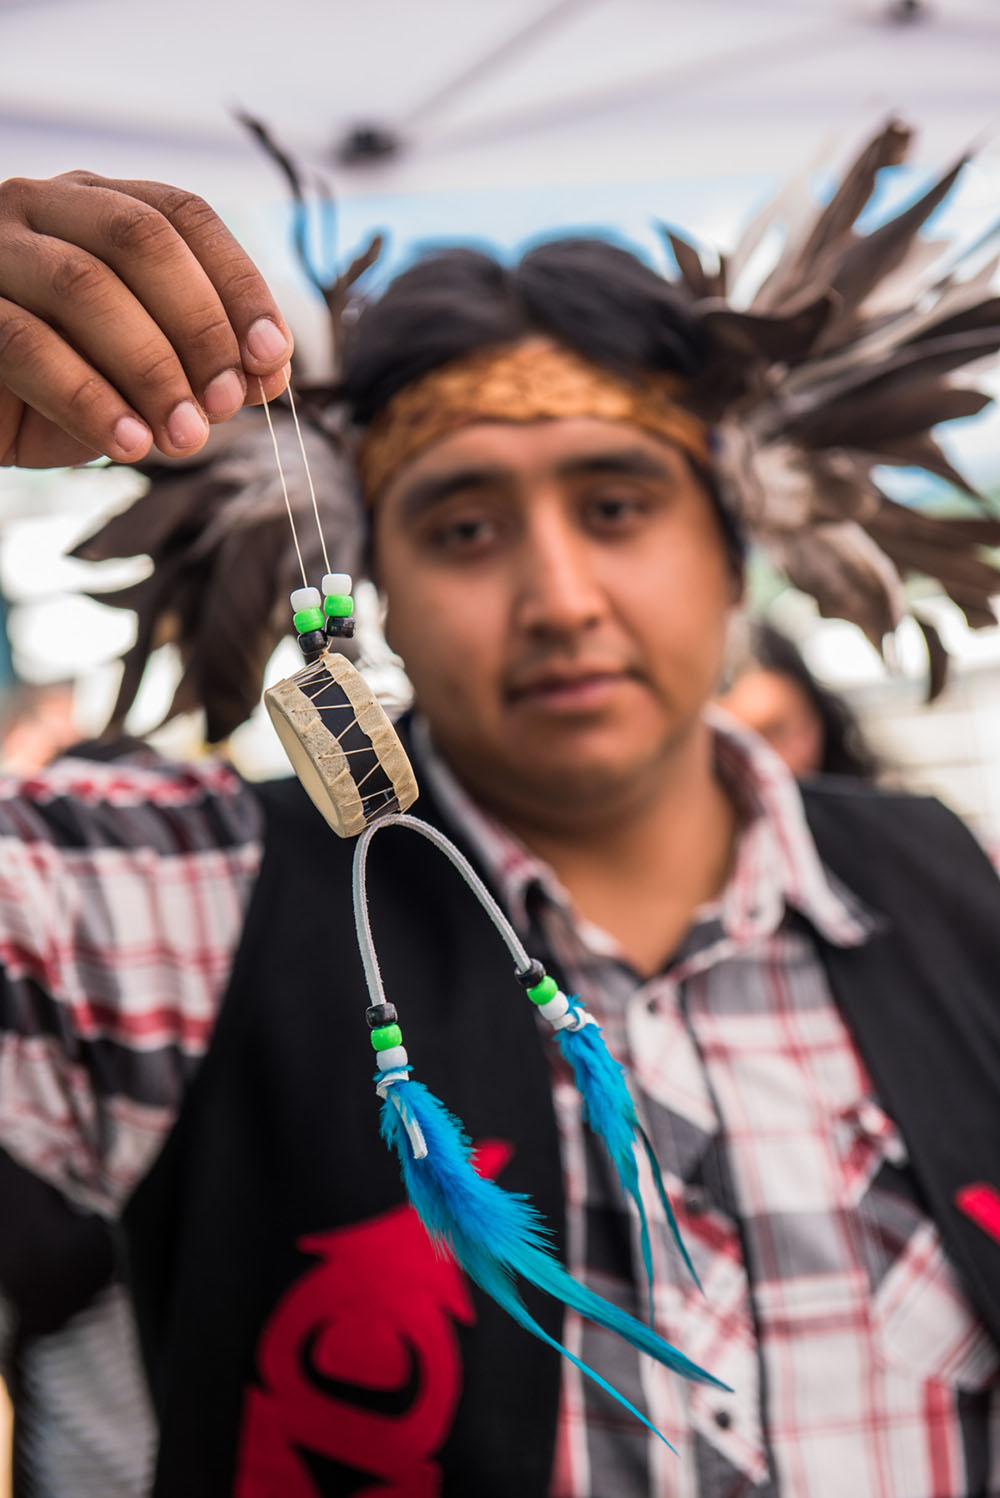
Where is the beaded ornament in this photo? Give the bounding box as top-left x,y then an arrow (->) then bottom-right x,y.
258,386 -> 723,1441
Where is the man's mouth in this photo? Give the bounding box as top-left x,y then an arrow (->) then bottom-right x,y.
505,667 -> 634,710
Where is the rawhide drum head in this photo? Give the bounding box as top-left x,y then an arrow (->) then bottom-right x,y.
265,650 -> 418,837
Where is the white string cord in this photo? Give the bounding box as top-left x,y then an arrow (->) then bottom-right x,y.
285,381 -> 332,578
352,812 -> 534,1012
259,383 -> 308,589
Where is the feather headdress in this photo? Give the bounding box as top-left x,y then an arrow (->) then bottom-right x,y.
670,118 -> 1000,691
76,117 -> 1000,736
72,407 -> 363,742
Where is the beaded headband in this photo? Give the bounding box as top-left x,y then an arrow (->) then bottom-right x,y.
357,338 -> 712,501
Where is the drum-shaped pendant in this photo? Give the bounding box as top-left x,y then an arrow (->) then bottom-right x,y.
265,650 -> 418,837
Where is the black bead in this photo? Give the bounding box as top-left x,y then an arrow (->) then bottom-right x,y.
515,959 -> 546,989
325,616 -> 356,640
366,1002 -> 398,1029
713,1409 -> 732,1431
296,629 -> 328,661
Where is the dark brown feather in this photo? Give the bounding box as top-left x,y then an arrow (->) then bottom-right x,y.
912,614 -> 949,702
773,524 -> 902,647
819,156 -> 968,334
162,664 -> 203,725
864,511 -> 1000,629
699,295 -> 834,366
865,497 -> 1000,550
72,404 -> 364,739
860,433 -> 982,498
751,122 -> 912,314
658,226 -> 712,300
324,233 -> 385,374
71,472 -> 228,563
101,555 -> 189,732
192,519 -> 289,742
776,328 -> 1000,434
796,120 -> 912,274
909,296 -> 1000,344
870,533 -> 1000,597
786,383 -> 992,449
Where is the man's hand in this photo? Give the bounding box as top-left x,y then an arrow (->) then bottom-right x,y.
0,171 -> 295,468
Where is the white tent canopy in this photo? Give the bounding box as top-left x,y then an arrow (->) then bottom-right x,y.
4,0 -> 1000,823
3,0 -> 1000,204
6,0 -> 1000,377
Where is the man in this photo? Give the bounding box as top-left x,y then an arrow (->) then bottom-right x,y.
0,146 -> 999,1498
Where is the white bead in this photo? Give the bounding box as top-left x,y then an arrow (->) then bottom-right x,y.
537,992 -> 570,1025
290,586 -> 321,611
376,1044 -> 409,1070
322,572 -> 352,597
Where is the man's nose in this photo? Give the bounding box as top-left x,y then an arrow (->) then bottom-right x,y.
512,508 -> 607,639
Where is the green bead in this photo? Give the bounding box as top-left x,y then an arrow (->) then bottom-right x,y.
527,974 -> 558,1005
324,593 -> 355,618
293,606 -> 325,633
371,1022 -> 403,1051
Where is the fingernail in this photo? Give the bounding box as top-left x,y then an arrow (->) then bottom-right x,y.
113,415 -> 151,454
167,400 -> 209,449
252,362 -> 292,402
246,317 -> 290,364
204,369 -> 245,417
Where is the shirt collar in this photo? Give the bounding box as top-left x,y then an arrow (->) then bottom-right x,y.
705,705 -> 871,947
410,709 -> 871,954
409,715 -> 570,933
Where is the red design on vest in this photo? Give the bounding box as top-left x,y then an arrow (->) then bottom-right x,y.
234,1141 -> 511,1498
956,1181 -> 1000,1245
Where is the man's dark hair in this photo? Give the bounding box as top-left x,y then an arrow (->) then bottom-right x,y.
340,237 -> 742,561
341,239 -> 706,422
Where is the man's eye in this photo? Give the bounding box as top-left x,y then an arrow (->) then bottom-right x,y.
426,515 -> 498,553
585,493 -> 648,526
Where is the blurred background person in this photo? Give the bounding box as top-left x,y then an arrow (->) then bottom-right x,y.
0,684 -> 77,775
718,621 -> 881,781
0,685 -> 154,1498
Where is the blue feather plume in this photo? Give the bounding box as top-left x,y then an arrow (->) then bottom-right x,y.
379,1076 -> 729,1447
555,1003 -> 702,1309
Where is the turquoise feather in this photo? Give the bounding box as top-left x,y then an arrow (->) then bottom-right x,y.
555,1002 -> 703,1310
379,1075 -> 729,1448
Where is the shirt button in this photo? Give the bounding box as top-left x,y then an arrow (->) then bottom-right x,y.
683,1185 -> 708,1214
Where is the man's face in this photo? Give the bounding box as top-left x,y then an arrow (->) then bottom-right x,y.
374,416 -> 737,824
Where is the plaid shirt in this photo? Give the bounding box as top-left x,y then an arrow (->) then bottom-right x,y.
413,713 -> 1000,1498
0,749 -> 263,1496
0,728 -> 997,1496
0,751 -> 263,1215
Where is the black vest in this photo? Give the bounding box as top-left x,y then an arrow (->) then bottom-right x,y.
124,751 -> 1000,1497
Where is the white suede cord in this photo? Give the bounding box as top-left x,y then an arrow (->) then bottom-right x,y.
352,812 -> 535,1013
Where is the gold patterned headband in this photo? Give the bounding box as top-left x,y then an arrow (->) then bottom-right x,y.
357,339 -> 712,501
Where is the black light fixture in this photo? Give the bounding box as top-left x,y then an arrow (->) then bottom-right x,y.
886,0 -> 929,22
334,124 -> 404,167
330,0 -> 594,170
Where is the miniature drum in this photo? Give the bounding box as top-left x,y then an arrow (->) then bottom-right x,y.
265,650 -> 418,837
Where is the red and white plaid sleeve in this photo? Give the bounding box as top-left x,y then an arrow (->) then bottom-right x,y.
0,754 -> 263,1216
